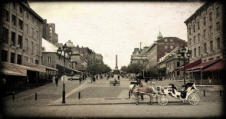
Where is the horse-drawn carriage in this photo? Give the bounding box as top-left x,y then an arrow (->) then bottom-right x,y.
129,81 -> 200,106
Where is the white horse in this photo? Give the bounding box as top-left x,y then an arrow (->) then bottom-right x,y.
131,82 -> 157,105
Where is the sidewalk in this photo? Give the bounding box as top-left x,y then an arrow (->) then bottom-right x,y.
3,78 -> 90,106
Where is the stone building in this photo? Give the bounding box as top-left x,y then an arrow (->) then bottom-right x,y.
0,1 -> 48,92
146,35 -> 187,68
157,47 -> 188,80
42,39 -> 80,77
130,47 -> 149,65
42,20 -> 58,46
184,1 -> 224,85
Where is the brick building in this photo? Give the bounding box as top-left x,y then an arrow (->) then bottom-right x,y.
184,1 -> 224,85
146,36 -> 187,68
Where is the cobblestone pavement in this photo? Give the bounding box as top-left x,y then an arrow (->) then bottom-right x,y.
3,77 -> 224,118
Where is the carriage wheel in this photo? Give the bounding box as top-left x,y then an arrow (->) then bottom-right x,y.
188,93 -> 200,105
158,95 -> 168,106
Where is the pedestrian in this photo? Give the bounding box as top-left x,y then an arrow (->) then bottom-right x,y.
55,75 -> 58,87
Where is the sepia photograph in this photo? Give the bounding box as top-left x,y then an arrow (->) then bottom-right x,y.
0,0 -> 225,118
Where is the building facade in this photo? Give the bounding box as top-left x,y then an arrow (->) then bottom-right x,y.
130,47 -> 149,65
184,1 -> 224,85
0,1 -> 49,93
146,37 -> 187,68
185,2 -> 223,63
42,20 -> 58,46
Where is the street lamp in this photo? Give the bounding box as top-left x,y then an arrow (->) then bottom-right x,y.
177,46 -> 191,85
57,43 -> 72,104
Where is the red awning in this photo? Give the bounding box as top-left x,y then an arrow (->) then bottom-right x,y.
203,60 -> 224,72
185,59 -> 201,70
175,59 -> 201,72
189,60 -> 219,71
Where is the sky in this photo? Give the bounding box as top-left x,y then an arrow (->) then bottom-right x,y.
29,1 -> 204,69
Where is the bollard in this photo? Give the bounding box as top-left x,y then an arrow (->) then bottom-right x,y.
12,92 -> 15,101
35,92 -> 37,101
203,90 -> 206,97
78,92 -> 81,99
220,90 -> 222,96
62,83 -> 66,104
129,91 -> 131,99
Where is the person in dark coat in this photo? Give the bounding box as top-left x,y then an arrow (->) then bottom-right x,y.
55,75 -> 58,87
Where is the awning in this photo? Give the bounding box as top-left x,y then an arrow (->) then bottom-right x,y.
189,60 -> 219,71
23,62 -> 46,72
1,62 -> 27,76
174,59 -> 201,72
185,59 -> 202,70
41,65 -> 58,71
203,60 -> 224,72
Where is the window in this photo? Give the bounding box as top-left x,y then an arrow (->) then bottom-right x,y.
193,36 -> 196,44
19,19 -> 23,30
12,15 -> 16,26
193,24 -> 195,32
177,62 -> 180,67
25,38 -> 28,50
17,54 -> 22,64
197,21 -> 200,29
177,71 -> 180,76
35,60 -> 39,64
19,7 -> 23,13
32,28 -> 34,38
10,52 -> 15,63
165,45 -> 168,49
18,35 -> 23,48
11,32 -> 16,46
26,12 -> 29,20
204,43 -> 207,53
30,58 -> 33,63
194,48 -> 196,57
203,16 -> 206,26
2,27 -> 9,43
198,46 -> 201,56
170,45 -> 174,49
216,22 -> 220,31
209,12 -> 212,21
216,7 -> 219,18
1,50 -> 8,62
189,27 -> 191,35
2,9 -> 9,22
210,40 -> 213,51
198,34 -> 200,43
217,38 -> 220,49
31,42 -> 34,55
24,56 -> 28,62
48,56 -> 51,63
203,30 -> 206,39
209,26 -> 212,36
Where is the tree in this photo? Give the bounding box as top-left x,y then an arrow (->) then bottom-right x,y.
126,63 -> 145,74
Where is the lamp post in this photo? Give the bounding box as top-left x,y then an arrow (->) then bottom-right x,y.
57,43 -> 72,104
177,46 -> 191,85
